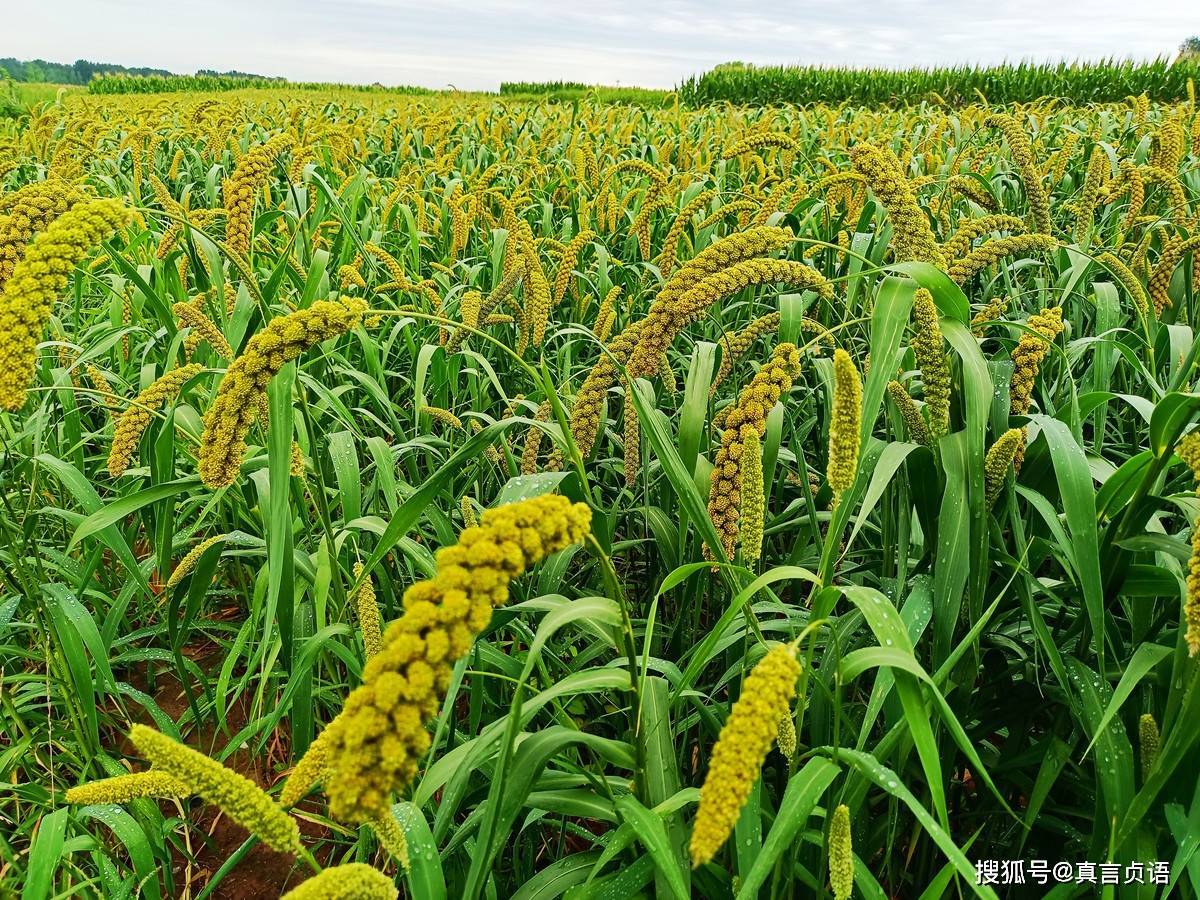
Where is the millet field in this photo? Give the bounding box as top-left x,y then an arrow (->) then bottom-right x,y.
1,73 -> 1200,898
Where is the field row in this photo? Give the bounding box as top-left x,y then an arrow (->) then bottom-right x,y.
0,91 -> 1198,897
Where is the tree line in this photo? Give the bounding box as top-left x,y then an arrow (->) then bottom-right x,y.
0,58 -> 277,84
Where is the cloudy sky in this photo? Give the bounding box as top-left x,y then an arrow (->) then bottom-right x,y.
7,0 -> 1198,90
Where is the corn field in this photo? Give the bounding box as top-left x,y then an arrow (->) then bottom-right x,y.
1,86 -> 1200,899
679,59 -> 1200,107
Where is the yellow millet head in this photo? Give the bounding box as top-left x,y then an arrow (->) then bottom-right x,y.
520,231 -> 553,347
1074,146 -> 1110,241
984,428 -> 1025,506
449,197 -> 472,257
985,114 -> 1052,234
0,179 -> 86,289
658,188 -> 718,280
886,380 -> 929,446
630,258 -> 830,380
0,198 -> 131,411
655,226 -> 794,317
849,142 -> 944,268
910,289 -> 950,439
552,229 -> 596,305
85,364 -> 117,410
711,312 -> 781,398
339,258 -> 368,291
198,298 -> 367,488
520,400 -> 552,475
280,864 -> 397,900
1187,518 -> 1200,658
1095,252 -> 1150,319
558,320 -> 645,469
948,173 -> 999,212
594,285 -> 622,344
166,533 -> 226,589
723,133 -> 799,158
353,562 -> 385,659
419,406 -> 464,429
1047,132 -> 1081,185
738,426 -> 765,563
970,296 -> 1011,338
828,803 -> 854,900
623,390 -> 641,487
827,349 -> 863,497
706,343 -> 802,560
942,215 -> 1026,264
1113,160 -> 1145,233
222,133 -> 293,258
1008,306 -> 1064,416
776,710 -> 796,759
460,495 -> 478,529
369,809 -> 411,871
129,724 -> 302,854
947,234 -> 1059,286
289,440 -> 306,477
64,770 -> 190,806
1149,119 -> 1185,172
459,290 -> 482,329
174,301 -> 234,359
107,364 -> 204,478
1176,432 -> 1200,484
1138,712 -> 1159,783
689,643 -> 800,867
280,726 -> 334,808
323,494 -> 592,822
1149,236 -> 1200,318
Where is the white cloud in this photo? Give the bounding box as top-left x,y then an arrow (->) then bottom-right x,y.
5,0 -> 1196,91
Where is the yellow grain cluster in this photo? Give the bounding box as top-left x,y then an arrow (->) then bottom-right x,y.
353,562 -> 385,659
828,803 -> 854,900
0,198 -> 130,411
690,643 -> 800,867
280,864 -> 397,900
986,114 -> 1052,233
706,343 -> 802,560
222,133 -> 294,258
0,180 -> 86,288
174,300 -> 234,358
317,494 -> 591,821
65,770 -> 190,805
849,142 -> 945,267
947,234 -> 1059,285
1177,432 -> 1200,657
711,312 -> 781,397
910,288 -> 950,439
739,427 -> 766,562
165,533 -> 226,588
984,428 -> 1025,505
198,298 -> 366,488
827,349 -> 863,499
129,724 -> 302,853
886,380 -> 930,446
107,364 -> 204,477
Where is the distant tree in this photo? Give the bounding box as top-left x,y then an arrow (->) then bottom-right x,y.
1181,37 -> 1200,60
73,60 -> 96,83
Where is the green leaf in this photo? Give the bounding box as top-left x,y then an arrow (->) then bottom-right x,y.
734,758 -> 840,900
829,749 -> 998,900
22,808 -> 68,900
392,801 -> 446,900
614,795 -> 690,900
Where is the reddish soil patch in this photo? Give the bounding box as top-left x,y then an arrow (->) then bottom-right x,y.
108,639 -> 330,898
